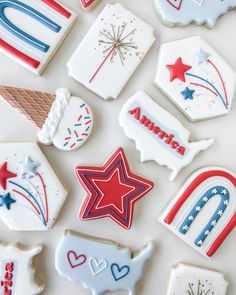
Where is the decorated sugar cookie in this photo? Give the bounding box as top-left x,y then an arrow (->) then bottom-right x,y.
55,230 -> 154,295
0,0 -> 76,74
160,167 -> 236,257
0,242 -> 44,295
154,0 -> 236,28
167,263 -> 228,295
154,36 -> 236,122
79,0 -> 101,11
0,87 -> 93,151
119,91 -> 214,181
0,143 -> 67,230
75,147 -> 153,229
67,3 -> 155,100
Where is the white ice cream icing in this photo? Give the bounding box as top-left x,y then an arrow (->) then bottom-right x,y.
38,88 -> 71,145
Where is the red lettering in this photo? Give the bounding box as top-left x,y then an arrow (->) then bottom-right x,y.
165,134 -> 174,145
170,141 -> 179,149
152,126 -> 161,134
177,146 -> 186,155
5,263 -> 13,272
129,107 -> 141,120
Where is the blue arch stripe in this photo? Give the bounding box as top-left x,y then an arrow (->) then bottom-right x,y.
0,0 -> 61,52
179,186 -> 229,247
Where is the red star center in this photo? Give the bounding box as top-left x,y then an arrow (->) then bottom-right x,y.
0,162 -> 17,190
93,168 -> 135,214
75,148 -> 154,229
166,57 -> 192,82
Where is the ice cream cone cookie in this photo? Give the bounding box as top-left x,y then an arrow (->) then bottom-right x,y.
0,87 -> 93,151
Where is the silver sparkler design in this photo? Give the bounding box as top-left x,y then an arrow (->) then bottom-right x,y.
187,280 -> 211,295
98,23 -> 138,65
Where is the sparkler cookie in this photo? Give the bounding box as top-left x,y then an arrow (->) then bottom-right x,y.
55,230 -> 154,295
160,167 -> 236,257
0,143 -> 67,230
154,36 -> 236,122
79,0 -> 101,11
0,86 -> 93,151
154,0 -> 236,28
67,3 -> 155,100
167,263 -> 228,295
119,91 -> 214,181
0,242 -> 44,295
0,0 -> 76,74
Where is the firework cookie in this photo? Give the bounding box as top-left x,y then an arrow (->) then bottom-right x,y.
75,147 -> 153,229
167,263 -> 228,295
154,36 -> 236,122
55,230 -> 154,295
0,0 -> 76,74
0,243 -> 44,295
160,167 -> 236,257
79,0 -> 101,10
154,0 -> 236,28
119,91 -> 214,181
0,87 -> 93,151
0,242 -> 44,295
0,143 -> 67,230
67,3 -> 155,100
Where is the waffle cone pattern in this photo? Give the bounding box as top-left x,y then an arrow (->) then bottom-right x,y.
0,86 -> 55,128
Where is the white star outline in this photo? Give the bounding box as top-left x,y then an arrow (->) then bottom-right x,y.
93,167 -> 136,214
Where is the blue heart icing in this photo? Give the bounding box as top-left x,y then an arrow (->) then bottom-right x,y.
111,263 -> 130,281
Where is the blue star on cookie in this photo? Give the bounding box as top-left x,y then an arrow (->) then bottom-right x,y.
195,48 -> 211,65
18,156 -> 40,178
181,87 -> 195,100
0,193 -> 16,210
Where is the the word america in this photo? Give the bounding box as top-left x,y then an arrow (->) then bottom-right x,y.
128,107 -> 186,156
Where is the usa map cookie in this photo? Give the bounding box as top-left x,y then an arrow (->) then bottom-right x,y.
167,263 -> 228,295
0,0 -> 76,74
75,147 -> 154,229
119,91 -> 214,181
0,143 -> 67,230
67,3 -> 155,100
55,230 -> 154,295
160,167 -> 236,257
154,36 -> 236,122
0,242 -> 44,295
154,0 -> 236,28
79,0 -> 101,10
0,86 -> 93,151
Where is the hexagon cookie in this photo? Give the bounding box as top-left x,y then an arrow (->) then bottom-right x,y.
0,143 -> 67,230
154,36 -> 236,122
154,0 -> 236,28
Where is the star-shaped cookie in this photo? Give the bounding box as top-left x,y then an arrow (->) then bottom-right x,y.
75,147 -> 154,229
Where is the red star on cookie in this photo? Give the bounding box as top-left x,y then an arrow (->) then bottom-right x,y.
0,162 -> 16,190
166,57 -> 192,82
75,148 -> 154,229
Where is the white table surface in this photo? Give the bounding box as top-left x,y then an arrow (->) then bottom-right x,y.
0,0 -> 235,294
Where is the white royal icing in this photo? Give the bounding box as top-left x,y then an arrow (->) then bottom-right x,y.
154,36 -> 236,122
38,88 -> 71,145
0,242 -> 44,295
55,230 -> 154,295
167,263 -> 228,295
0,0 -> 76,74
0,143 -> 67,231
119,91 -> 214,181
67,4 -> 155,100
